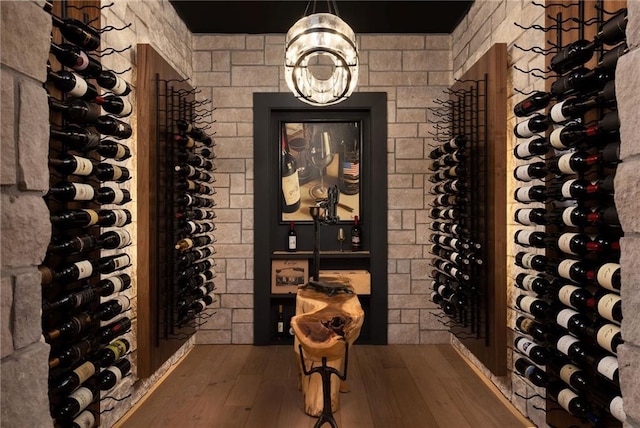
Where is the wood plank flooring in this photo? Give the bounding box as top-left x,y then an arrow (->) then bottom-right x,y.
116,344 -> 532,428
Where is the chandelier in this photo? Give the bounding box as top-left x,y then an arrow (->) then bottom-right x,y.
284,3 -> 359,106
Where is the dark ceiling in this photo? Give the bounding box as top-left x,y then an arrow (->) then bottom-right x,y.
169,1 -> 474,34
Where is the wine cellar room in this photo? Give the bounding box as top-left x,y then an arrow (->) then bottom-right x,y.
2,0 -> 640,427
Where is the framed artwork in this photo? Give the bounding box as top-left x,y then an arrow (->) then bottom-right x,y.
280,120 -> 361,223
271,259 -> 309,294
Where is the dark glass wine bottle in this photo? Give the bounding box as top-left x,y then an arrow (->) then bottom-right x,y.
513,114 -> 550,138
558,285 -> 594,313
95,185 -> 131,205
593,289 -> 622,324
515,295 -> 549,319
47,182 -> 95,202
546,258 -> 595,284
546,178 -> 603,201
514,273 -> 550,295
49,154 -> 94,177
596,262 -> 621,292
514,336 -> 550,365
98,358 -> 131,391
48,339 -> 93,369
94,95 -> 132,117
514,92 -> 553,117
549,80 -> 617,123
547,330 -> 589,366
428,135 -> 467,159
351,215 -> 362,251
176,246 -> 216,268
95,295 -> 131,321
179,220 -> 216,235
94,162 -> 131,182
94,338 -> 130,368
547,151 -> 603,175
546,381 -> 590,418
550,67 -> 612,99
514,185 -> 547,203
175,235 -> 216,252
178,208 -> 217,221
176,119 -> 210,144
549,111 -> 620,150
47,70 -> 98,100
93,115 -> 132,139
513,137 -> 550,160
550,205 -> 619,228
514,230 -> 546,248
549,232 -> 602,256
176,193 -> 215,208
177,259 -> 216,281
50,42 -> 102,77
514,357 -> 548,387
548,356 -> 588,393
44,312 -> 97,342
54,383 -> 98,420
288,221 -> 297,251
174,164 -> 215,183
515,251 -> 547,272
47,230 -> 131,256
47,6 -> 100,51
50,360 -> 96,396
50,125 -> 101,151
513,162 -> 547,182
281,143 -> 301,214
95,70 -> 132,96
43,287 -> 96,313
48,96 -> 101,123
431,291 -> 456,316
433,259 -> 470,282
514,208 -> 548,226
40,253 -> 131,286
70,410 -> 95,428
515,316 -> 547,342
182,268 -> 216,289
95,317 -> 132,344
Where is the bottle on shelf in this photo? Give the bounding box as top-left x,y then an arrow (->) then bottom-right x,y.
548,80 -> 617,124
54,383 -> 99,421
176,119 -> 210,143
513,161 -> 547,182
178,220 -> 216,235
181,269 -> 216,289
431,291 -> 456,316
48,339 -> 93,370
546,149 -> 614,176
48,96 -> 101,124
93,115 -> 133,139
46,3 -> 101,50
515,294 -> 549,319
48,229 -> 132,256
94,95 -> 133,117
593,289 -> 622,324
428,135 -> 467,159
513,113 -> 551,138
549,205 -> 620,228
515,315 -> 547,342
276,305 -> 285,338
287,221 -> 297,251
546,381 -> 591,418
50,360 -> 97,396
177,259 -> 216,281
94,295 -> 131,321
548,232 -> 602,256
514,208 -> 548,226
177,208 -> 217,221
44,273 -> 131,313
550,66 -> 612,99
546,258 -> 595,284
95,185 -> 131,205
514,336 -> 550,365
434,194 -> 468,207
47,70 -> 98,100
47,182 -> 95,202
95,317 -> 132,344
98,358 -> 132,391
433,258 -> 470,282
514,185 -> 546,203
514,357 -> 548,388
52,208 -> 133,228
513,137 -> 551,160
548,355 -> 588,393
549,111 -> 620,150
432,179 -> 465,194
596,262 -> 621,292
97,142 -> 132,161
546,176 -> 613,201
50,42 -> 102,77
177,151 -> 214,170
49,154 -> 95,177
95,69 -> 132,96
176,245 -> 217,268
174,164 -> 215,183
514,230 -> 546,248
176,193 -> 216,208
513,92 -> 554,117
175,235 -> 216,252
94,338 -> 130,368
40,253 -> 131,286
44,312 -> 97,342
514,273 -> 551,296
557,285 -> 593,313
514,251 -> 547,272
351,215 -> 362,251
50,127 -> 131,161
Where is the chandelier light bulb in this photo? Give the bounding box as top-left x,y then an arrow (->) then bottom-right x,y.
285,13 -> 359,106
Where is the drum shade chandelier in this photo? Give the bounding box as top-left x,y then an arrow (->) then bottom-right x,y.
284,1 -> 359,106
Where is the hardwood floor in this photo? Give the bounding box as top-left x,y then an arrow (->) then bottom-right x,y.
116,344 -> 532,428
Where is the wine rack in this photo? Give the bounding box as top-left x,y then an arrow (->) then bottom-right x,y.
511,1 -> 626,426
41,1 -> 135,426
427,44 -> 508,375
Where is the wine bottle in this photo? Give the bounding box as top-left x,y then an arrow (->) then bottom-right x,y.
176,119 -> 210,143
514,336 -> 550,365
50,42 -> 102,77
428,135 -> 467,159
276,305 -> 285,337
49,154 -> 94,177
351,215 -> 362,251
515,295 -> 549,319
50,125 -> 101,151
551,35 -> 628,74
514,92 -> 553,117
593,290 -> 622,324
547,151 -> 602,175
549,80 -> 617,123
44,312 -> 97,342
178,220 -> 216,235
177,151 -> 214,170
48,96 -> 101,123
514,273 -> 551,295
514,357 -> 548,388
432,165 -> 465,181
592,354 -> 620,385
287,221 -> 297,251
95,296 -> 131,321
596,262 -> 621,292
550,205 -> 620,228
514,230 -> 546,248
47,182 -> 95,202
547,330 -> 589,365
281,143 -> 301,213
430,234 -> 471,251
434,194 -> 468,206
47,5 -> 101,51
94,95 -> 132,117
178,208 -> 217,221
514,208 -> 548,226
515,316 -> 547,342
95,317 -> 132,344
47,70 -> 98,100
338,137 -> 360,195
50,209 -> 132,228
548,356 -> 588,393
181,282 -> 215,300
589,322 -> 623,354
70,410 -> 95,428
175,235 -> 216,251
432,179 -> 465,194
41,253 -> 131,286
48,230 -> 131,256
48,339 -> 93,369
95,185 -> 131,205
555,308 -> 591,342
593,391 -> 626,423
176,246 -> 217,268
551,67 -> 612,98
177,259 -> 216,281
54,383 -> 99,421
182,268 -> 216,289
546,381 -> 590,418
514,185 -> 546,203
547,178 -> 603,201
513,162 -> 547,182
50,360 -> 97,396
94,338 -> 130,368
513,114 -> 550,138
43,287 -> 96,313
558,285 -> 593,312
513,137 -> 550,160
549,232 -> 602,256
515,251 -> 547,272
549,110 -> 620,150
546,258 -> 595,284
176,179 -> 216,195
93,115 -> 132,139
98,358 -> 131,391
431,291 -> 456,316
174,164 -> 215,183
95,70 -> 132,96
433,259 -> 470,282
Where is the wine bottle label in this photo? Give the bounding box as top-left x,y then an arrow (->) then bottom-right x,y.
558,233 -> 579,255
561,180 -> 576,199
71,155 -> 93,175
112,210 -> 129,227
109,165 -> 123,181
107,276 -> 125,293
557,388 -> 578,412
515,209 -> 533,225
550,100 -> 569,123
66,72 -> 89,97
72,410 -> 96,428
609,396 -> 626,423
109,74 -> 128,95
68,386 -> 94,411
557,334 -> 579,356
73,50 -> 90,71
437,285 -> 447,296
515,338 -> 536,357
556,308 -> 578,329
559,286 -> 580,309
596,323 -> 620,353
520,275 -> 538,292
517,296 -> 535,313
73,235 -> 95,253
74,288 -> 95,307
521,253 -> 538,269
282,172 -> 300,206
515,143 -> 533,159
550,127 -> 569,150
109,187 -> 126,204
558,259 -> 577,280
112,255 -> 130,270
515,230 -> 534,245
524,365 -> 537,379
73,361 -> 96,383
113,295 -> 131,311
277,321 -> 284,333
114,144 -> 127,160
597,293 -> 621,323
74,260 -> 94,280
515,186 -> 533,202
517,317 -> 534,333
81,209 -> 99,226
559,363 -> 581,386
106,339 -> 128,360
597,263 -> 620,291
118,99 -> 133,116
597,355 -> 619,381
288,236 -> 296,250
72,183 -> 95,201
514,166 -> 533,181
105,365 -> 124,387
557,153 -> 577,175
515,121 -> 534,138
562,207 -> 578,227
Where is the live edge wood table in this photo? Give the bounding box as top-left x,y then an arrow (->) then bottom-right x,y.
291,282 -> 364,423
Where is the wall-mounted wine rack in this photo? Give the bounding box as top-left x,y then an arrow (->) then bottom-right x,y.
511,1 -> 626,426
41,1 -> 135,426
427,44 -> 508,375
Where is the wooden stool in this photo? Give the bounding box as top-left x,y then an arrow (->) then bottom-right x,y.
291,282 -> 364,422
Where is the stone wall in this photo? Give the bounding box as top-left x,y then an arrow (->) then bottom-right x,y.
191,33 -> 454,345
